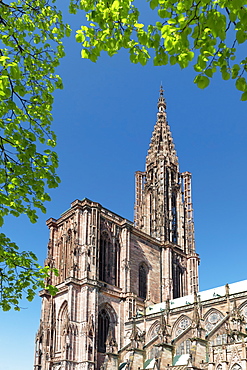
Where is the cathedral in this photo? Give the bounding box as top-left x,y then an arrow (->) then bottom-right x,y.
34,88 -> 247,370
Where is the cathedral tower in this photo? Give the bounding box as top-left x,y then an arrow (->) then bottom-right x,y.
34,88 -> 199,370
135,87 -> 199,299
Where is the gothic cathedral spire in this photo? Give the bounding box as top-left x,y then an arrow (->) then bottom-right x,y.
134,87 -> 198,298
151,85 -> 178,168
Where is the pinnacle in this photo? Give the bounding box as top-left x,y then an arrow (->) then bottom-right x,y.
158,84 -> 166,112
146,87 -> 178,165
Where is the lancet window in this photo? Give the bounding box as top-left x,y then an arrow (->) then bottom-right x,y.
214,333 -> 227,345
98,309 -> 110,353
171,192 -> 178,243
99,231 -> 119,285
172,254 -> 183,299
35,335 -> 43,368
165,168 -> 170,240
56,301 -> 68,352
128,298 -> 136,319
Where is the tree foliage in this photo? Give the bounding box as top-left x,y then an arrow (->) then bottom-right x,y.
0,233 -> 58,311
0,0 -> 70,310
73,0 -> 247,100
2,0 -> 246,309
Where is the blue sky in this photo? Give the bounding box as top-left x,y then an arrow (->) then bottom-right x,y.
1,4 -> 247,370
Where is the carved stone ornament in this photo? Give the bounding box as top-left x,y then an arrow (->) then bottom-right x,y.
100,218 -> 112,233
106,337 -> 118,354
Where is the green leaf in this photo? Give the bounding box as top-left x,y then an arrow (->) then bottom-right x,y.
205,68 -> 214,78
150,0 -> 159,10
65,25 -> 72,37
10,64 -> 21,79
236,77 -> 247,91
221,69 -> 230,80
229,12 -> 237,22
170,55 -> 177,65
194,75 -> 210,89
232,64 -> 240,79
111,0 -> 120,11
158,9 -> 169,18
236,30 -> 247,44
81,49 -> 90,59
135,23 -> 144,29
76,30 -> 85,43
241,91 -> 247,101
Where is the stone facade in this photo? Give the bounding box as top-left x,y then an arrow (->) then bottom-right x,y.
34,89 -> 247,370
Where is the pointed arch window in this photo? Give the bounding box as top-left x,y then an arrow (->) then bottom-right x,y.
38,335 -> 43,365
99,231 -> 119,286
171,192 -> 178,243
172,254 -> 183,299
98,309 -> 110,353
139,264 -> 147,299
99,232 -> 111,283
56,301 -> 68,352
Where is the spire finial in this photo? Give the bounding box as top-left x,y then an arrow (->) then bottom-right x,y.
160,84 -> 164,96
158,85 -> 166,112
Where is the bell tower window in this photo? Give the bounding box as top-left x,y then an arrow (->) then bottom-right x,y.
172,254 -> 183,299
99,229 -> 120,286
172,192 -> 178,243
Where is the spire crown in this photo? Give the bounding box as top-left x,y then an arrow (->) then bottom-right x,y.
146,86 -> 177,166
158,85 -> 166,112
